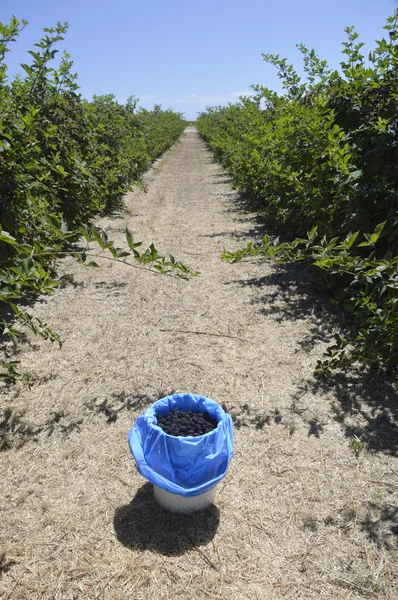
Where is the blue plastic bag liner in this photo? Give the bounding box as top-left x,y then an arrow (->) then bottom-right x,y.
128,392 -> 234,498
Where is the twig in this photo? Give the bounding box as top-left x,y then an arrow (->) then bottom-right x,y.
333,578 -> 377,598
96,565 -> 128,599
185,532 -> 219,571
212,540 -> 222,564
219,474 -> 233,494
159,328 -> 249,343
368,479 -> 398,489
192,545 -> 220,572
227,508 -> 272,536
1,248 -> 197,279
110,473 -> 136,488
181,250 -> 215,256
54,251 -> 190,278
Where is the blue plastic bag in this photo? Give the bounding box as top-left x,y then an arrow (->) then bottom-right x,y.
128,392 -> 234,497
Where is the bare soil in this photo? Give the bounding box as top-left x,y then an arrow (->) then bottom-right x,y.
1,128 -> 397,599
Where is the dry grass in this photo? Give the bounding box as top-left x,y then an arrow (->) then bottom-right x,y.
1,129 -> 397,599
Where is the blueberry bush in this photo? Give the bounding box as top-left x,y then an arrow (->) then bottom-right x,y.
0,18 -> 193,382
197,11 -> 398,380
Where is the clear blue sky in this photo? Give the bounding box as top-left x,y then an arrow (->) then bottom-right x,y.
1,0 -> 397,120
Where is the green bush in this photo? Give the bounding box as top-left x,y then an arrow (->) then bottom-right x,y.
198,10 -> 398,380
0,18 -> 189,381
0,20 -> 185,241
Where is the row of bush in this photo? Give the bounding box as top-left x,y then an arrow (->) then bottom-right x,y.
0,18 -> 190,381
0,19 -> 186,243
197,11 -> 398,380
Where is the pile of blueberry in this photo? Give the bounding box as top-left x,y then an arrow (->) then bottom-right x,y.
156,408 -> 218,437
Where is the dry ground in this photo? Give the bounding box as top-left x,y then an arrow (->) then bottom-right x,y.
1,128 -> 398,599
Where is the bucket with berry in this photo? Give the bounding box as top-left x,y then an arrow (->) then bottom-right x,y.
128,392 -> 234,514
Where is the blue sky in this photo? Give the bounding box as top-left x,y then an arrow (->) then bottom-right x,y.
1,0 -> 397,120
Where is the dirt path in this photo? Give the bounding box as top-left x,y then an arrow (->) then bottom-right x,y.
1,128 -> 397,599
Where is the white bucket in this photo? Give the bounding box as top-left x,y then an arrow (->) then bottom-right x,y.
153,484 -> 217,514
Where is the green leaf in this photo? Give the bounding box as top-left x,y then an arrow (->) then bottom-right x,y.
345,231 -> 360,249
0,230 -> 18,246
308,226 -> 318,242
125,227 -> 142,250
20,63 -> 33,75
